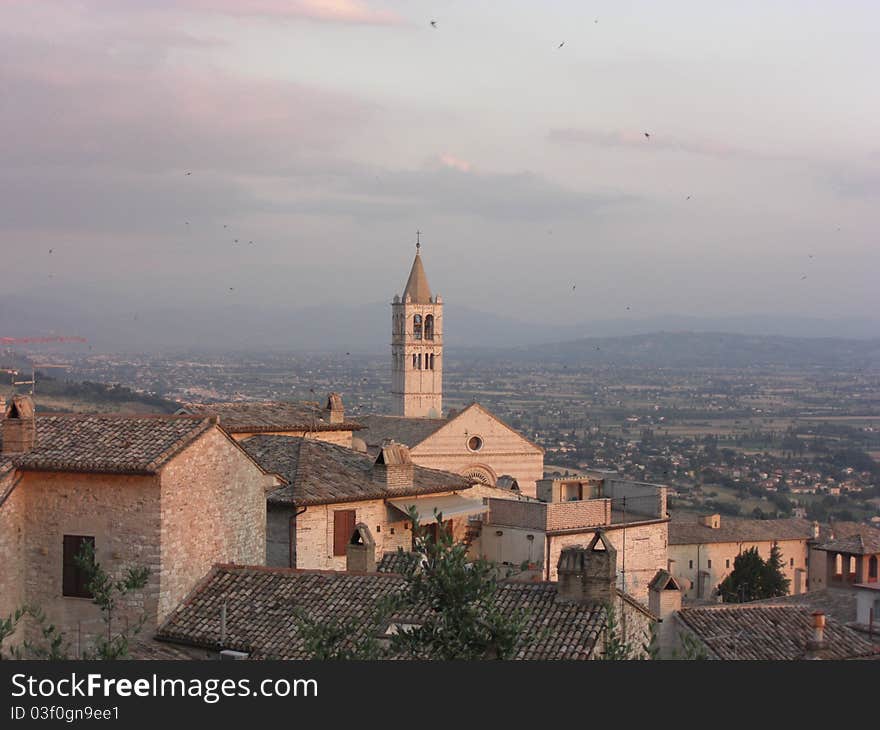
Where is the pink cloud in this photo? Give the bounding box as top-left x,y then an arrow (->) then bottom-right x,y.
438,154 -> 472,173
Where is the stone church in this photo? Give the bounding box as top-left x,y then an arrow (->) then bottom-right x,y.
358,242 -> 545,497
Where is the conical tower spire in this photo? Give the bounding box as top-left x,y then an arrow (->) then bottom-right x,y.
402,232 -> 432,304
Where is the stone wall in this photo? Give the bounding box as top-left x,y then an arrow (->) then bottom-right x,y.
668,537 -> 809,601
411,406 -> 543,497
0,472 -> 26,645
548,521 -> 669,604
546,500 -> 611,531
19,470 -> 162,654
159,427 -> 269,621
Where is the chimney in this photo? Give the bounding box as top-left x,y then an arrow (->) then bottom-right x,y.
811,521 -> 820,540
373,440 -> 414,488
325,392 -> 344,425
556,531 -> 617,605
2,395 -> 36,455
648,570 -> 682,620
346,523 -> 376,572
700,514 -> 721,529
805,611 -> 827,659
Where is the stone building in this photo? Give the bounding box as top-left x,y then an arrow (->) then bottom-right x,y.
358,403 -> 545,497
368,244 -> 544,497
808,523 -> 880,592
182,394 -> 360,447
154,537 -> 656,660
478,472 -> 669,603
0,396 -> 277,653
667,514 -> 818,601
391,242 -> 443,418
239,436 -> 497,571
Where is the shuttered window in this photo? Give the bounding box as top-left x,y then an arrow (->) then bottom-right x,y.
62,535 -> 95,598
333,510 -> 356,556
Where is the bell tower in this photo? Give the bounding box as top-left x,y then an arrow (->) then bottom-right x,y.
391,234 -> 443,418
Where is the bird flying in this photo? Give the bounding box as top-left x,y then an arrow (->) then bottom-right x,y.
430,20 -> 437,28
644,132 -> 651,138
558,41 -> 565,48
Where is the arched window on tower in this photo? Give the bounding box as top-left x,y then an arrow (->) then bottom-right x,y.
418,353 -> 422,369
412,354 -> 417,369
429,353 -> 435,370
413,315 -> 423,340
424,314 -> 434,340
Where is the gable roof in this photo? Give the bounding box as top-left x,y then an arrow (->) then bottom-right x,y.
402,250 -> 432,303
240,435 -> 472,507
2,413 -> 217,475
182,401 -> 362,434
668,515 -> 816,545
155,564 -> 608,660
357,403 -> 543,454
356,414 -> 448,448
676,605 -> 876,660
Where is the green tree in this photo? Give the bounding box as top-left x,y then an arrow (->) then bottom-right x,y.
74,541 -> 151,659
294,508 -> 527,660
717,546 -> 789,603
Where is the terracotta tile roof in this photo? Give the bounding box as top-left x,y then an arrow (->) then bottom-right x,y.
751,589 -> 858,627
815,533 -> 880,555
356,414 -> 448,448
2,414 -> 215,475
377,551 -> 420,574
676,605 -> 877,660
668,515 -> 816,545
240,436 -> 472,507
156,565 -> 608,660
183,401 -> 362,434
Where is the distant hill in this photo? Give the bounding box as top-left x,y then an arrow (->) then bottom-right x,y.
1,292 -> 878,353
461,331 -> 880,369
27,374 -> 178,415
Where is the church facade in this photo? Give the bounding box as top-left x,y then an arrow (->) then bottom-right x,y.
358,243 -> 545,497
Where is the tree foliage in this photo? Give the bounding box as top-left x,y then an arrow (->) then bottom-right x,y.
717,545 -> 790,602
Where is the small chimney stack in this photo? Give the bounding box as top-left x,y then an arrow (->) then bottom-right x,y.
346,523 -> 376,572
557,531 -> 617,605
373,440 -> 414,488
811,521 -> 820,540
700,514 -> 721,529
2,395 -> 36,455
805,611 -> 827,659
325,393 -> 344,425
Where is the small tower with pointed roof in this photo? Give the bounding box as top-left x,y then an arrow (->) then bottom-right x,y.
391,234 -> 443,418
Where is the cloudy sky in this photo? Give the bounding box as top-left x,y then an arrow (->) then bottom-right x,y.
1,0 -> 878,332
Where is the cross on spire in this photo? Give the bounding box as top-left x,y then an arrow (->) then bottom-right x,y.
416,230 -> 421,252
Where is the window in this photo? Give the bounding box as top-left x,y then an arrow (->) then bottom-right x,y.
413,315 -> 423,340
333,510 -> 356,557
790,557 -> 794,567
726,559 -> 730,569
707,559 -> 712,569
412,354 -> 417,369
418,353 -> 422,369
62,535 -> 95,598
467,435 -> 483,452
429,353 -> 435,370
689,560 -> 693,569
424,314 -> 434,340
869,556 -> 878,581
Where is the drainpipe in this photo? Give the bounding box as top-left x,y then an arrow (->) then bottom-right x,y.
289,507 -> 307,568
545,535 -> 552,581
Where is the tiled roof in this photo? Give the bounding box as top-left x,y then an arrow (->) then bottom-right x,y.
751,589 -> 858,628
183,401 -> 361,433
676,605 -> 877,660
2,414 -> 215,475
156,565 -> 608,660
356,414 -> 448,448
377,551 -> 421,574
240,436 -> 472,507
668,515 -> 816,545
815,533 -> 880,555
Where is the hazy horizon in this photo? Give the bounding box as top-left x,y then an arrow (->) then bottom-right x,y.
2,1 -> 878,339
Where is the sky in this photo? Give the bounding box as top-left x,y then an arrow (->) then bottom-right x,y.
1,0 -> 878,335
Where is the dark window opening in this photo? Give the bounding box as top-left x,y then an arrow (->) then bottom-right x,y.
424,314 -> 434,340
63,535 -> 95,598
413,315 -> 423,340
868,556 -> 877,580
